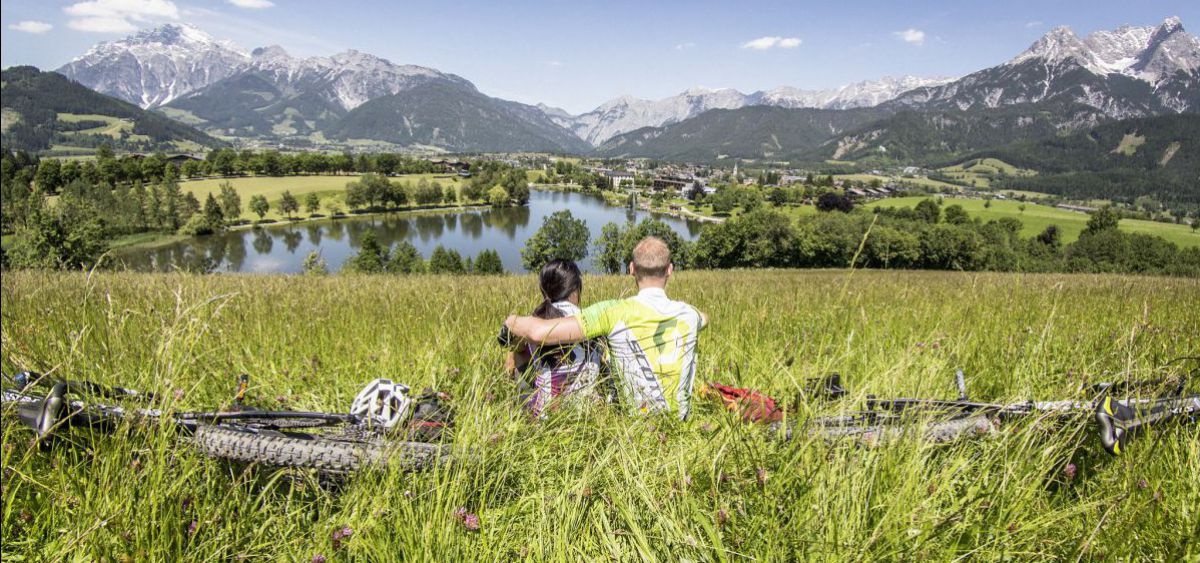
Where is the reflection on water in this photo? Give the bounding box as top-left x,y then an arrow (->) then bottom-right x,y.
113,189 -> 706,273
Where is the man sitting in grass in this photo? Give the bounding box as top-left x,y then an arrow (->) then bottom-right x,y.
505,237 -> 708,419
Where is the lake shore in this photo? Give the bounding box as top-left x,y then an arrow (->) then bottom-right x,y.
108,202 -> 492,252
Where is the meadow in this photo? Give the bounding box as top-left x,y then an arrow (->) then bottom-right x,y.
178,174 -> 464,222
867,196 -> 1200,248
937,158 -> 1037,189
2,270 -> 1197,560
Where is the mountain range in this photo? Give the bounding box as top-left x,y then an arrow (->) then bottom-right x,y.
18,17 -> 1200,159
599,17 -> 1199,162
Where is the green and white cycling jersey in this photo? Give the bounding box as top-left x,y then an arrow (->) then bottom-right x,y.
575,287 -> 705,419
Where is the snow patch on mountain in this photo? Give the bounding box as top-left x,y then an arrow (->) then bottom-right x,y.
1009,16 -> 1199,82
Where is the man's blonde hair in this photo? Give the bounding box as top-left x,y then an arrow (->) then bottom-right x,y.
632,236 -> 671,280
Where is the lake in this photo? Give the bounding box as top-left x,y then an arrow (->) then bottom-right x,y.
112,190 -> 706,273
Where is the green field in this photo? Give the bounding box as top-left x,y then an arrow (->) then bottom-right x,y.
2,270 -> 1197,560
938,158 -> 1036,189
867,196 -> 1200,248
180,174 -> 464,221
47,113 -> 206,155
57,113 -> 143,140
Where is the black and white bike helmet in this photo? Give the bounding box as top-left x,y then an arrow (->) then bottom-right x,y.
350,379 -> 413,429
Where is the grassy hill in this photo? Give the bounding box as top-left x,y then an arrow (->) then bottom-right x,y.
937,158 -> 1037,188
866,196 -> 1200,248
0,66 -> 222,153
2,270 -> 1197,560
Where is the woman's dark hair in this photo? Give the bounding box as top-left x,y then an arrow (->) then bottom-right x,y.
532,259 -> 583,319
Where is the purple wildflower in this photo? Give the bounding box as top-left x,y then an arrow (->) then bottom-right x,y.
1064,463 -> 1077,480
312,556 -> 327,563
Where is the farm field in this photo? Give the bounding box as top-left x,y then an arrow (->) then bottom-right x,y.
180,174 -> 464,221
867,196 -> 1200,248
2,270 -> 1198,560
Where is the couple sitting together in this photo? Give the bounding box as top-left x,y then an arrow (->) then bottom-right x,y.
503,236 -> 708,419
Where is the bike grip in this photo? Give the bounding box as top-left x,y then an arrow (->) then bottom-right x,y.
497,324 -> 514,347
1095,396 -> 1128,456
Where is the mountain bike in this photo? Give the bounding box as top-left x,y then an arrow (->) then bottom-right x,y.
1,372 -> 453,476
779,368 -> 1199,455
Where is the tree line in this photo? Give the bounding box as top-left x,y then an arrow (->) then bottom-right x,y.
510,202 -> 1200,278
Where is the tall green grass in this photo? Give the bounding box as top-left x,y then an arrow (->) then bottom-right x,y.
2,270 -> 1198,560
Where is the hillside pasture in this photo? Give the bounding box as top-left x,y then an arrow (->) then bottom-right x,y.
866,196 -> 1200,248
938,158 -> 1037,188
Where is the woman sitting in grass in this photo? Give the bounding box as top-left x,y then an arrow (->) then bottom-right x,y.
504,259 -> 606,417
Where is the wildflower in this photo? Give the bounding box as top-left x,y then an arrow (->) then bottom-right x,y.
276,395 -> 288,404
19,510 -> 33,523
331,525 -> 352,549
756,467 -> 768,486
187,520 -> 198,536
1064,463 -> 1077,480
173,388 -> 184,400
700,422 -> 716,433
181,496 -> 193,511
1007,523 -> 1017,534
403,489 -> 413,500
454,507 -> 480,531
717,509 -> 729,526
1138,478 -> 1148,490
312,556 -> 327,563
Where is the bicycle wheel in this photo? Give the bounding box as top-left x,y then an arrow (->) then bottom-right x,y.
777,414 -> 997,445
191,424 -> 449,475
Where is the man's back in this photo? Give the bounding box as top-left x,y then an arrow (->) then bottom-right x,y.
576,287 -> 704,419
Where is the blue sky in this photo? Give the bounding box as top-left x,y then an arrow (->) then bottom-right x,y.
2,0 -> 1195,113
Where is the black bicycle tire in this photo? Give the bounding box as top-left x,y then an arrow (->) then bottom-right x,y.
192,424 -> 447,475
784,415 -> 998,444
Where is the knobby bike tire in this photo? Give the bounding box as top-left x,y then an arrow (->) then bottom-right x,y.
192,424 -> 448,475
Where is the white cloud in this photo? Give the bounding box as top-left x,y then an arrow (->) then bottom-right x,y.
545,60 -> 563,67
893,28 -> 926,45
9,20 -> 54,34
227,0 -> 274,8
1024,21 -> 1044,29
674,41 -> 696,51
64,0 -> 179,33
741,36 -> 802,50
